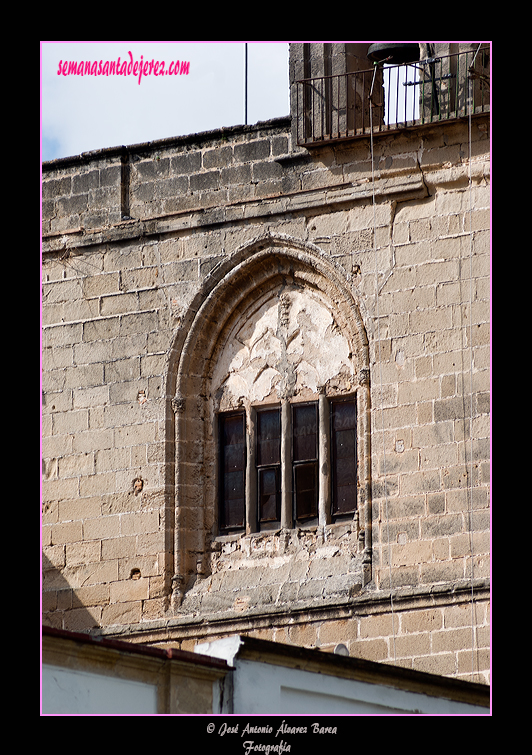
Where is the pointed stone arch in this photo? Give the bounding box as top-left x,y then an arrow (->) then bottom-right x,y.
164,233 -> 372,609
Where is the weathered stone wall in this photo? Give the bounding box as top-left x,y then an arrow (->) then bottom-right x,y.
42,74 -> 490,683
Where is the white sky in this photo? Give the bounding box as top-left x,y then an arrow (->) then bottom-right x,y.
40,42 -> 290,162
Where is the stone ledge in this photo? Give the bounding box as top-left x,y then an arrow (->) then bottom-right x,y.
90,577 -> 490,644
41,172 -> 427,256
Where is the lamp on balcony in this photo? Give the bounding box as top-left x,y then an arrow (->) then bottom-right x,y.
367,43 -> 420,65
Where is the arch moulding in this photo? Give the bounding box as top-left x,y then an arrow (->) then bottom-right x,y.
164,233 -> 372,610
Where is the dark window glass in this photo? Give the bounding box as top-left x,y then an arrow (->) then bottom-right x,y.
257,408 -> 281,466
294,462 -> 318,520
219,412 -> 246,530
331,399 -> 357,516
218,398 -> 358,533
258,467 -> 280,522
256,407 -> 281,524
293,402 -> 317,462
293,403 -> 318,521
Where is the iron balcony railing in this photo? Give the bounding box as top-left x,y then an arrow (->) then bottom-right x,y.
296,47 -> 490,146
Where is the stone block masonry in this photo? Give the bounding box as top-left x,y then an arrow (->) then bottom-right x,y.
42,103 -> 490,684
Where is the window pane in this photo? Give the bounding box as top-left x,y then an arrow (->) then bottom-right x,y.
258,467 -> 280,522
224,442 -> 245,473
223,497 -> 246,529
223,414 -> 245,447
294,462 -> 318,520
334,483 -> 357,513
331,399 -> 357,516
257,408 -> 281,467
219,413 -> 246,529
335,457 -> 357,486
334,429 -> 356,460
293,403 -> 317,461
224,469 -> 245,498
256,407 -> 281,527
332,400 -> 357,431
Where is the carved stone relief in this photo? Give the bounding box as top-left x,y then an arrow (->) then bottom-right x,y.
211,284 -> 356,412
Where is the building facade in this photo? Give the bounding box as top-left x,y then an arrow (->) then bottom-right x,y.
42,43 -> 491,684
42,627 -> 490,715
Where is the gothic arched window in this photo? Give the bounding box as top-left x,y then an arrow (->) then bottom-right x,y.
167,236 -> 371,608
213,285 -> 359,535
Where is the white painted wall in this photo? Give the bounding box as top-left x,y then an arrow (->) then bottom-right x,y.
42,664 -> 158,715
195,637 -> 489,715
230,658 -> 486,715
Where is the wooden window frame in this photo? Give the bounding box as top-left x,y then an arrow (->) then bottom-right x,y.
292,401 -> 319,525
330,397 -> 358,519
218,410 -> 247,532
218,395 -> 358,534
256,406 -> 282,528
